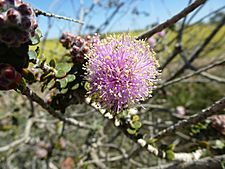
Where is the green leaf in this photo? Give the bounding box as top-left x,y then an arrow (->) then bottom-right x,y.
147,138 -> 158,145
21,69 -> 36,83
40,72 -> 52,82
166,150 -> 174,161
66,74 -> 76,83
58,78 -> 68,89
71,83 -> 79,90
56,70 -> 66,78
130,121 -> 142,130
30,29 -> 42,45
41,74 -> 54,92
132,115 -> 140,122
55,63 -> 72,78
36,29 -> 42,38
84,82 -> 90,91
46,79 -> 55,89
61,88 -> 68,94
28,50 -> 37,60
30,33 -> 40,45
167,144 -> 175,151
127,128 -> 136,135
49,59 -> 56,68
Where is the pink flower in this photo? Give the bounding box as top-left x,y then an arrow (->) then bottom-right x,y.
157,30 -> 166,37
85,34 -> 160,112
147,37 -> 156,48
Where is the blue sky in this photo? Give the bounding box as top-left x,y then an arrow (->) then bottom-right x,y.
25,0 -> 225,39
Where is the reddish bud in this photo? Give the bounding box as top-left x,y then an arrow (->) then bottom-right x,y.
0,64 -> 22,90
6,8 -> 21,24
18,3 -> 32,15
21,16 -> 31,29
72,53 -> 84,63
83,46 -> 89,53
18,31 -> 29,43
0,30 -> 16,45
4,67 -> 15,79
60,32 -> 74,49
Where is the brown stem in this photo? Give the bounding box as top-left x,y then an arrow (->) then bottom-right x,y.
137,0 -> 207,40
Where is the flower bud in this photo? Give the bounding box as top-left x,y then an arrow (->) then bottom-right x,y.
17,30 -> 29,43
20,16 -> 31,29
17,3 -> 32,15
147,37 -> 156,48
72,53 -> 84,63
0,63 -> 22,90
0,1 -> 38,47
82,45 -> 89,53
157,31 -> 166,38
0,29 -> 16,45
4,66 -> 15,79
6,8 -> 21,24
60,32 -> 74,49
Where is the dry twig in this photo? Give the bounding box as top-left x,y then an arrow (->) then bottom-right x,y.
137,0 -> 207,40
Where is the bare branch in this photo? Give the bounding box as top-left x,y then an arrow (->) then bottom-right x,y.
21,87 -> 92,130
152,96 -> 225,139
34,8 -> 84,24
165,154 -> 225,169
137,0 -> 207,40
200,72 -> 225,83
87,101 -> 207,161
167,16 -> 225,80
159,57 -> 225,89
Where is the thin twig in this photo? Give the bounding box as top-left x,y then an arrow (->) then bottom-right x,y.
21,87 -> 92,130
87,101 -> 207,161
200,72 -> 225,83
159,57 -> 225,89
34,8 -> 84,24
137,0 -> 207,40
152,96 -> 225,139
165,154 -> 225,169
167,16 -> 225,81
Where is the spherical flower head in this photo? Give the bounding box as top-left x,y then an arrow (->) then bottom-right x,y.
85,34 -> 160,113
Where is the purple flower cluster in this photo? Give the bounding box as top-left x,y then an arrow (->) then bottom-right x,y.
0,0 -> 38,47
85,34 -> 160,112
